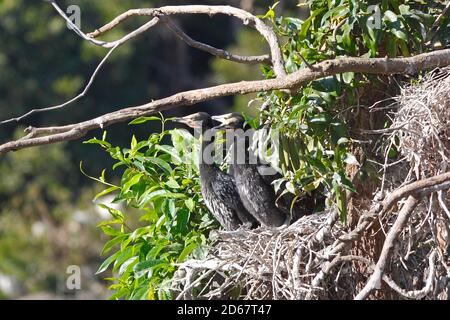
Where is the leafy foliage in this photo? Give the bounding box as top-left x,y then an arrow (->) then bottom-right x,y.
85,116 -> 215,299
82,0 -> 450,299
254,0 -> 450,220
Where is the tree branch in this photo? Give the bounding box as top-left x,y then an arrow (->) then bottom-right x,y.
86,4 -> 286,77
354,195 -> 420,300
49,1 -> 161,48
2,48 -> 450,155
163,17 -> 271,65
0,44 -> 121,125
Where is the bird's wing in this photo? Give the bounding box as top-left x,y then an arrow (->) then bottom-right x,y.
211,171 -> 258,227
257,164 -> 282,187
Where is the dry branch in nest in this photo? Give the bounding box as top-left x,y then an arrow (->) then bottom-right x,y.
172,210 -> 352,300
172,69 -> 450,300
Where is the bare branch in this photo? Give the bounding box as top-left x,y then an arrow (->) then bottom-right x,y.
49,1 -> 161,48
2,48 -> 450,155
163,17 -> 271,65
354,195 -> 420,300
86,5 -> 286,77
3,2 -> 273,126
382,250 -> 437,299
0,44 -> 121,125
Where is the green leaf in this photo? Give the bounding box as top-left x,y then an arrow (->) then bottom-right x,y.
131,135 -> 137,149
96,250 -> 121,274
391,28 -> 408,41
97,204 -> 124,221
285,181 -> 296,194
138,189 -> 186,207
96,219 -> 123,228
333,181 -> 347,224
112,247 -> 136,272
304,178 -> 322,192
155,145 -> 183,163
83,138 -> 111,148
129,284 -> 151,300
178,243 -> 197,262
174,209 -> 190,235
165,177 -> 181,189
185,198 -> 195,212
341,72 -> 354,84
129,116 -> 160,125
299,8 -> 325,40
144,157 -> 173,174
384,10 -> 398,22
94,186 -> 120,201
122,173 -> 144,193
101,225 -> 121,236
133,259 -> 167,278
101,235 -> 128,255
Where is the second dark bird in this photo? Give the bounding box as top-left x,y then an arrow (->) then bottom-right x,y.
212,113 -> 288,228
173,112 -> 258,231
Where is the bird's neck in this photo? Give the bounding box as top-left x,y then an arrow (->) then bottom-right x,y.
198,132 -> 219,178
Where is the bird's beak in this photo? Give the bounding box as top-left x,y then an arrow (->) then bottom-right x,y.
173,117 -> 195,127
211,115 -> 226,122
172,117 -> 187,124
211,115 -> 232,130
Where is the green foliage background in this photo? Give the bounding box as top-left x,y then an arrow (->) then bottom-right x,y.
1,0 -> 450,299
0,0 -> 301,299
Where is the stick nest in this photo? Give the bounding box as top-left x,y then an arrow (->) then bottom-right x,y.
172,68 -> 450,300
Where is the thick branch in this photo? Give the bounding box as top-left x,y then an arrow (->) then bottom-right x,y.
330,171 -> 450,257
2,49 -> 450,155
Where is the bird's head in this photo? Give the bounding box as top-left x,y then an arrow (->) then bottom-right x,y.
211,113 -> 245,131
172,112 -> 213,130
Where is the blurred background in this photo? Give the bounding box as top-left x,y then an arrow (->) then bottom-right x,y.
0,0 -> 305,299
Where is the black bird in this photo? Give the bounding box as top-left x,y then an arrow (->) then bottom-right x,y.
212,113 -> 319,224
172,112 -> 258,231
212,113 -> 288,228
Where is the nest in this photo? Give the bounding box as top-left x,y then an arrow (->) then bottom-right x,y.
171,68 -> 450,300
172,210 -> 357,300
392,67 -> 450,178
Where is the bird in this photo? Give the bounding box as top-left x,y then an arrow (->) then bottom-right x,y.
212,112 -> 320,225
212,113 -> 288,228
172,112 -> 258,231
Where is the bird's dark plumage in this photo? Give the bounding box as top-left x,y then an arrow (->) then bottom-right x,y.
212,113 -> 287,227
173,112 -> 257,230
213,113 -> 320,225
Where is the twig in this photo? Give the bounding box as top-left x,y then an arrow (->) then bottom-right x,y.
0,44 -> 120,125
354,195 -> 420,300
49,1 -> 160,48
163,18 -> 270,65
86,4 -> 286,77
381,250 -> 437,299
